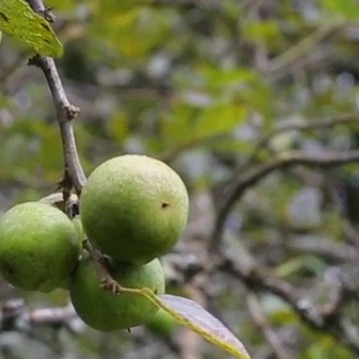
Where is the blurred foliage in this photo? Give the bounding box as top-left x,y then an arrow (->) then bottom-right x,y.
2,1 -> 359,358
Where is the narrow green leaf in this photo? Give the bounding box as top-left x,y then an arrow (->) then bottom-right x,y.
138,288 -> 252,359
0,0 -> 63,57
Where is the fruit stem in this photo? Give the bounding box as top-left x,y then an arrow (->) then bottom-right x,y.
83,239 -> 124,295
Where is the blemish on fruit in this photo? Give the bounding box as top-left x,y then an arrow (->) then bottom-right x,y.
161,202 -> 170,209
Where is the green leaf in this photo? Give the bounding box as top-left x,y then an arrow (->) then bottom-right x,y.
195,104 -> 247,138
243,20 -> 280,43
90,6 -> 170,58
138,288 -> 252,359
161,103 -> 199,144
107,111 -> 129,142
0,0 -> 63,57
321,0 -> 359,20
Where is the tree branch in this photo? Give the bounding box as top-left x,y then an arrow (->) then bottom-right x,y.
220,256 -> 359,354
1,299 -> 79,333
245,113 -> 359,167
27,0 -> 87,194
266,19 -> 345,74
210,149 -> 359,252
246,292 -> 290,359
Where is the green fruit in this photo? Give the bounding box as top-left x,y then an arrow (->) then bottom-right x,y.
0,202 -> 81,292
72,215 -> 85,247
145,309 -> 178,337
70,257 -> 165,331
58,278 -> 71,290
80,155 -> 189,264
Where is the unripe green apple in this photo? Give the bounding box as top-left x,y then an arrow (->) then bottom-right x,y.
72,215 -> 85,247
0,202 -> 81,292
79,155 -> 189,264
145,308 -> 178,338
70,257 -> 165,331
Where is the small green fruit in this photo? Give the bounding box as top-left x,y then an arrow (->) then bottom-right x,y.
72,215 -> 85,247
80,155 -> 189,264
70,257 -> 165,331
0,202 -> 81,292
145,309 -> 178,337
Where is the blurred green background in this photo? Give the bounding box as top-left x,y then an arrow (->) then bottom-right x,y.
1,1 -> 359,358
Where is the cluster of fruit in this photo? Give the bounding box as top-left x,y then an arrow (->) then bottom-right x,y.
0,155 -> 189,331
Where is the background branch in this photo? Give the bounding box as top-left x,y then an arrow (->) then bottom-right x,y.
266,19 -> 345,74
246,292 -> 290,359
210,149 -> 359,251
1,299 -> 79,333
219,255 -> 359,354
244,113 -> 359,168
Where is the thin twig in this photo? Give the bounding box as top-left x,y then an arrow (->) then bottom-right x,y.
288,238 -> 359,263
246,292 -> 290,359
210,149 -> 359,252
244,113 -> 359,168
266,19 -> 346,73
325,178 -> 359,248
220,257 -> 359,354
0,50 -> 30,84
1,299 -> 79,332
27,0 -> 86,194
